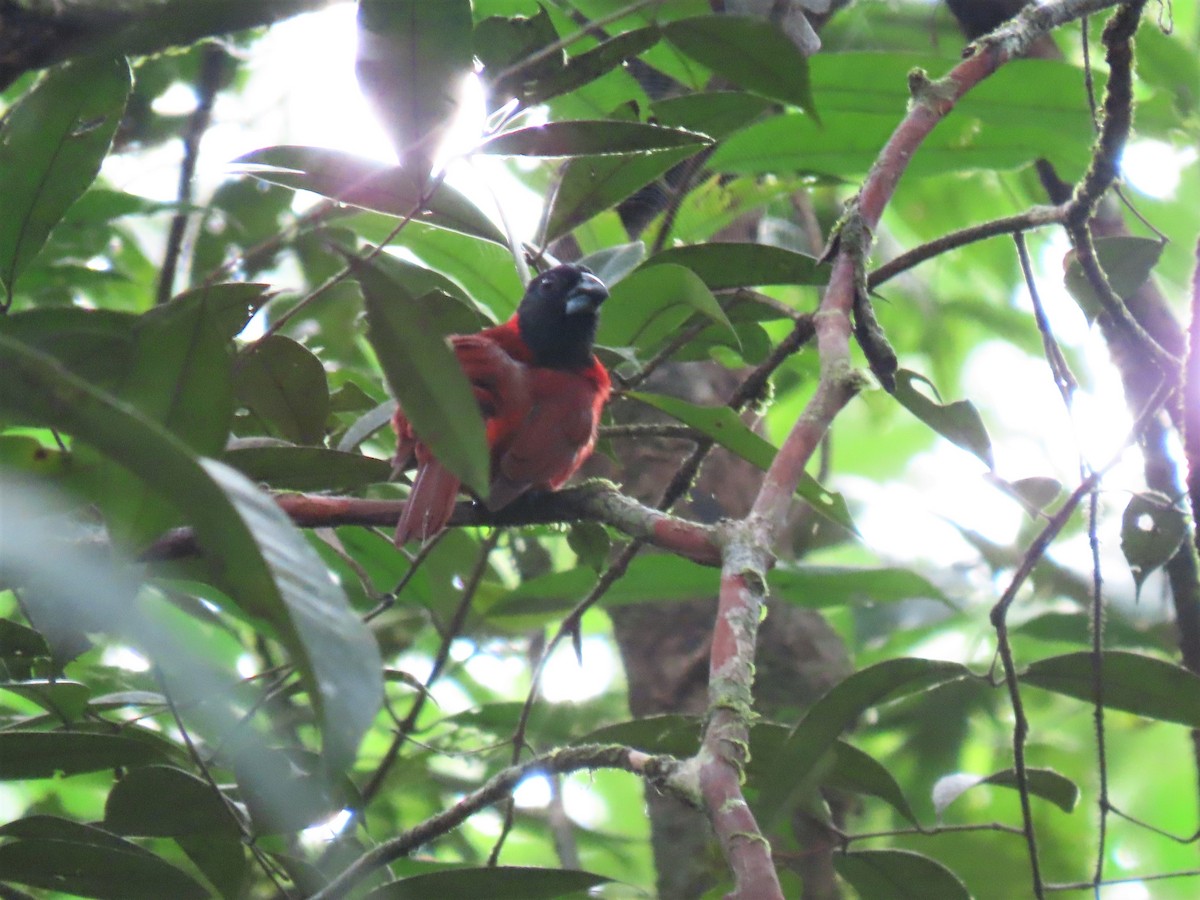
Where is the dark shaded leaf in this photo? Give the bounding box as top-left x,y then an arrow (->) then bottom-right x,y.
479,120 -> 710,157
0,825 -> 207,900
351,254 -> 490,497
0,57 -> 130,294
932,767 -> 1079,817
177,832 -> 248,900
0,732 -> 162,779
628,392 -> 856,532
755,658 -> 973,828
224,446 -> 392,492
647,242 -> 826,290
1120,491 -> 1186,595
834,849 -> 970,900
0,307 -> 135,389
235,146 -> 506,244
356,0 -> 473,179
544,144 -> 702,243
235,336 -> 330,445
522,26 -> 662,106
893,369 -> 993,468
828,741 -> 920,826
662,16 -> 815,116
1023,650 -> 1200,727
364,866 -> 613,899
105,765 -> 240,837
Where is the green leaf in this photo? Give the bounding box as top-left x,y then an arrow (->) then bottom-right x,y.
235,146 -> 506,244
364,866 -> 613,900
828,740 -> 921,826
176,832 -> 248,900
0,307 -> 135,390
646,242 -> 826,290
544,144 -> 702,243
0,57 -> 131,295
1064,236 -> 1164,323
662,16 -> 815,117
834,849 -> 970,900
234,336 -> 330,445
771,565 -> 950,608
0,732 -> 163,779
351,254 -> 491,497
893,369 -> 993,468
522,26 -> 662,106
932,767 -> 1079,817
600,263 -> 735,350
1023,651 -> 1200,727
628,391 -> 856,532
105,765 -> 240,837
0,335 -> 382,769
754,658 -> 972,828
224,446 -> 392,492
577,241 -> 645,286
1120,491 -> 1187,595
356,0 -> 473,179
479,120 -> 711,157
0,817 -> 208,900
567,521 -> 611,573
0,680 -> 89,722
651,90 -> 775,140
356,250 -> 494,334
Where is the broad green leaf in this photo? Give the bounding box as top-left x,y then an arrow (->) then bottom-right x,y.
576,713 -> 701,758
651,90 -> 775,140
0,732 -> 163,779
235,145 -> 506,244
336,400 -> 398,453
224,446 -> 392,492
1120,491 -> 1187,595
105,765 -> 240,837
646,242 -> 826,290
662,16 -> 816,117
567,521 -> 611,573
628,391 -> 856,532
475,6 -> 561,104
577,241 -> 645,286
0,817 -> 208,900
0,307 -> 135,390
771,565 -> 950,608
710,55 -> 1100,181
478,120 -> 711,157
600,263 -> 734,350
177,831 -> 248,900
0,680 -> 89,722
543,144 -> 702,243
1015,612 -> 1163,652
754,658 -> 973,828
364,866 -> 613,900
828,741 -> 920,826
0,335 -> 383,769
234,335 -> 330,445
348,214 -> 522,319
356,0 -> 473,179
351,254 -> 491,497
358,250 -> 494,334
834,849 -> 970,900
893,369 -> 993,468
522,26 -> 662,106
932,767 -> 1079,817
1064,236 -> 1165,323
0,618 -> 49,659
1023,651 -> 1200,727
0,434 -> 70,477
0,57 -> 130,295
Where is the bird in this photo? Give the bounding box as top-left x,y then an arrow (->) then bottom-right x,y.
391,263 -> 611,545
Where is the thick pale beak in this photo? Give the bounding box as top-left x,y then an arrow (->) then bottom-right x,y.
564,271 -> 609,315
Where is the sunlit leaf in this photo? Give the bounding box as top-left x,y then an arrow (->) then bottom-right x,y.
479,120 -> 711,157
600,263 -> 734,350
893,369 -> 993,468
932,767 -> 1079,817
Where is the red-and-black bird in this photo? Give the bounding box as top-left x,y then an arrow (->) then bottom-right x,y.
392,263 -> 611,545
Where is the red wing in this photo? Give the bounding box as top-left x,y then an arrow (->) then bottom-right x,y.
488,373 -> 601,510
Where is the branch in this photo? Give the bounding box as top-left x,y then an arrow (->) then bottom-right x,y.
311,744 -> 679,900
139,483 -> 722,568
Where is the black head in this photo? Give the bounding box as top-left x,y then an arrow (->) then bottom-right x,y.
516,264 -> 608,370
